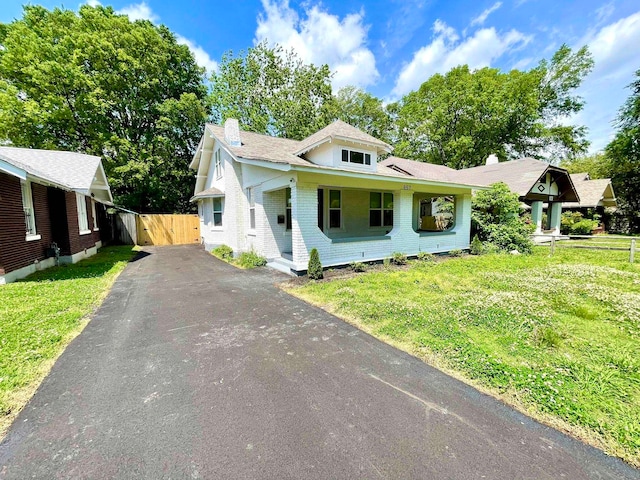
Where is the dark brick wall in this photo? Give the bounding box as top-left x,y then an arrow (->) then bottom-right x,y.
0,172 -> 53,274
65,192 -> 101,255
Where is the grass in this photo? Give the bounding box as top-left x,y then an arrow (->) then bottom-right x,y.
0,245 -> 135,437
287,247 -> 640,466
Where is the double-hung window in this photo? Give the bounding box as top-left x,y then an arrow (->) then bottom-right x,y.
76,193 -> 90,234
285,188 -> 292,230
21,180 -> 37,238
91,200 -> 99,230
341,149 -> 371,166
370,192 -> 393,227
213,197 -> 223,227
329,190 -> 341,229
247,188 -> 255,230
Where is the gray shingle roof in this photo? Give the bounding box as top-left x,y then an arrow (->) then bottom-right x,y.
294,120 -> 392,155
203,122 -> 481,187
0,146 -> 102,191
191,186 -> 224,200
452,158 -> 550,196
379,156 -> 460,183
563,174 -> 617,208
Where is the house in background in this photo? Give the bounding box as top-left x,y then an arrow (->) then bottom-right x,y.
0,147 -> 113,284
452,156 -> 581,237
190,120 -> 483,274
562,173 -> 617,230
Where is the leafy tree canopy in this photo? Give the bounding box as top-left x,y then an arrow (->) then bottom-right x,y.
0,5 -> 208,212
330,86 -> 392,143
391,45 -> 594,169
561,152 -> 612,179
209,42 -> 333,141
606,69 -> 640,232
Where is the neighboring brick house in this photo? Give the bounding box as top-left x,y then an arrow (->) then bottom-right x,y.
189,120 -> 481,275
0,147 -> 113,284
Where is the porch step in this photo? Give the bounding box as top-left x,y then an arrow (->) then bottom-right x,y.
266,257 -> 296,276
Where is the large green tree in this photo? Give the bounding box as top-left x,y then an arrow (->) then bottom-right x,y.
606,69 -> 640,233
209,42 -> 333,141
391,45 -> 594,169
331,86 -> 392,143
561,152 -> 612,179
0,5 -> 208,212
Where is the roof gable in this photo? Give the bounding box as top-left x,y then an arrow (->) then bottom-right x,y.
294,120 -> 392,156
0,147 -> 113,203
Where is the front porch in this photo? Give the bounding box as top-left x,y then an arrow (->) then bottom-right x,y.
259,174 -> 472,273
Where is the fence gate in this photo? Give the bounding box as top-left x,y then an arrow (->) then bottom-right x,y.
136,214 -> 200,246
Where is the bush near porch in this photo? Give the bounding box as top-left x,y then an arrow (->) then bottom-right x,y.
287,247 -> 640,467
0,246 -> 135,438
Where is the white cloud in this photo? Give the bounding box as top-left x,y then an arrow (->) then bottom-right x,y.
470,2 -> 502,27
176,35 -> 218,74
255,0 -> 378,89
575,11 -> 640,151
392,20 -> 531,96
116,2 -> 158,22
85,0 -> 101,6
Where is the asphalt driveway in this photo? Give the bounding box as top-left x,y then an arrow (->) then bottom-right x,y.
1,245 -> 637,479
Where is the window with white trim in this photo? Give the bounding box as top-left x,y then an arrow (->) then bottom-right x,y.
247,188 -> 255,230
213,197 -> 223,227
21,180 -> 37,236
341,149 -> 371,165
370,192 -> 393,227
91,199 -> 99,230
214,149 -> 222,179
76,193 -> 90,233
329,190 -> 341,228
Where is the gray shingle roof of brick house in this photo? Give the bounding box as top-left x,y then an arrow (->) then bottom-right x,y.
0,147 -> 100,191
0,146 -> 113,203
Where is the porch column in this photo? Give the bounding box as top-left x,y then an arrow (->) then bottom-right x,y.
531,201 -> 544,234
291,181 -> 323,268
390,189 -> 419,254
455,194 -> 472,249
548,202 -> 562,235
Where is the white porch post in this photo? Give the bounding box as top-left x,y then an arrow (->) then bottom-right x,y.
291,181 -> 320,267
390,189 -> 419,254
548,202 -> 562,235
531,200 -> 544,234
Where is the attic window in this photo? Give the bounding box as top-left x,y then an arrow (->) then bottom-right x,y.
342,149 -> 371,166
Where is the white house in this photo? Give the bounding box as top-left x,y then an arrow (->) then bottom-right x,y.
189,119 -> 483,274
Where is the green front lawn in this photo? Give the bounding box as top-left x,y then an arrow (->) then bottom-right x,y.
0,246 -> 135,436
288,247 -> 640,466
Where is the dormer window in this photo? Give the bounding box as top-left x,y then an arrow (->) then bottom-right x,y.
342,149 -> 371,166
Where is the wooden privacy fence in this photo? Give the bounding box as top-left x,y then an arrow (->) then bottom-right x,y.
136,214 -> 200,246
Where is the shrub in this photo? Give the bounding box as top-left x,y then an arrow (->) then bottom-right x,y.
391,252 -> 407,265
383,257 -> 391,267
417,252 -> 435,262
449,249 -> 463,257
571,219 -> 599,235
307,248 -> 323,279
212,244 -> 233,261
472,183 -> 534,254
561,211 -> 584,234
236,250 -> 267,268
470,234 -> 484,255
349,261 -> 367,272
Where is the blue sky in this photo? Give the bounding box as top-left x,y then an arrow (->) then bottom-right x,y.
2,0 -> 639,153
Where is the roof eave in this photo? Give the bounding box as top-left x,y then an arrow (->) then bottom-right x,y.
290,164 -> 485,190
